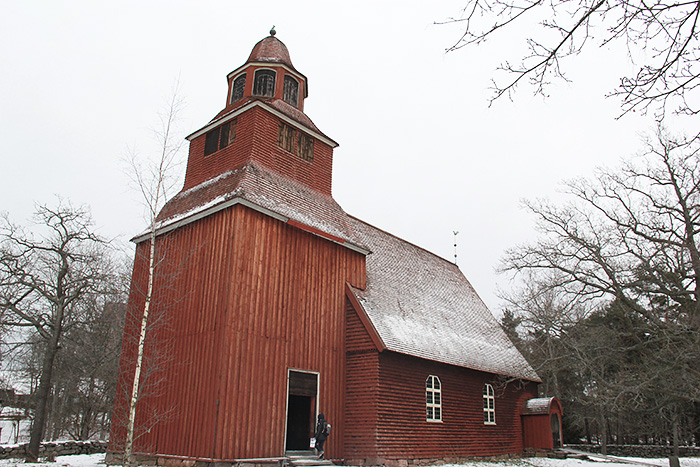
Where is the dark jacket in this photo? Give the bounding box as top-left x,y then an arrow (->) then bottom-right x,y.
314,414 -> 329,441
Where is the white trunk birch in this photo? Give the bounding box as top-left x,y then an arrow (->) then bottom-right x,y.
122,88 -> 184,465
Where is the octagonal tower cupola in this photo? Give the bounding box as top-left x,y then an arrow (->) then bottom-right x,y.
182,30 -> 337,197
226,28 -> 309,111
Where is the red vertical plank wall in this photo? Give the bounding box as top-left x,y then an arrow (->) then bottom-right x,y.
110,203 -> 366,461
375,353 -> 538,460
522,415 -> 552,450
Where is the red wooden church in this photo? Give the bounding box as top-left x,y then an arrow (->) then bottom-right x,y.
109,32 -> 557,466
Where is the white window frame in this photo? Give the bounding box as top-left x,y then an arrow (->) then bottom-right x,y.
230,73 -> 246,103
483,383 -> 496,425
283,74 -> 299,107
426,375 -> 442,422
253,68 -> 276,98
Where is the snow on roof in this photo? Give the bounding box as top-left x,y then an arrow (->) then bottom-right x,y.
246,35 -> 295,70
522,397 -> 557,415
0,407 -> 26,418
202,99 -> 328,143
151,162 -> 366,252
150,164 -> 539,382
347,217 -> 541,382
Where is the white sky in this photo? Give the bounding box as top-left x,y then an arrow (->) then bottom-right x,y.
0,1 -> 684,313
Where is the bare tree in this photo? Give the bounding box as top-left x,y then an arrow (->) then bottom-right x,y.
500,127 -> 700,446
441,0 -> 700,118
50,298 -> 126,441
119,88 -> 185,465
0,202 -> 112,461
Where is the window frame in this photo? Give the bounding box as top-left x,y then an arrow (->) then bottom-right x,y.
253,69 -> 276,98
425,375 -> 442,422
296,131 -> 314,162
203,119 -> 237,157
283,75 -> 299,107
278,122 -> 296,153
483,383 -> 496,425
231,74 -> 246,103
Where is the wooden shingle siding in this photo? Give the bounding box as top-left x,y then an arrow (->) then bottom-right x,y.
345,299 -> 377,353
112,204 -> 366,461
375,352 -> 538,460
344,300 -> 379,461
184,108 -> 334,196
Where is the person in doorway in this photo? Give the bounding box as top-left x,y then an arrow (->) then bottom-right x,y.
314,413 -> 330,459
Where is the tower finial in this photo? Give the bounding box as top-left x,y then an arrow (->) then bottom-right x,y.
270,25 -> 276,36
453,231 -> 459,266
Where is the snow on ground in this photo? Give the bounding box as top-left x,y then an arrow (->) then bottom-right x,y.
0,453 -> 104,467
0,454 -> 698,467
442,457 -> 700,467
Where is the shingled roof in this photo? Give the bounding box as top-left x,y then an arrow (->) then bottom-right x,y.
246,35 -> 295,70
144,163 -> 540,382
347,217 -> 541,382
140,162 -> 366,253
521,397 -> 560,415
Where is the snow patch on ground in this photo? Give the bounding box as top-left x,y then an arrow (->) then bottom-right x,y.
440,457 -> 700,467
0,452 -> 105,466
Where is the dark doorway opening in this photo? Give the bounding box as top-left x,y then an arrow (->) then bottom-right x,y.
286,395 -> 313,450
286,371 -> 318,451
551,413 -> 561,448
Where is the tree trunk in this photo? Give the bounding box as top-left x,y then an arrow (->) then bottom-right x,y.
585,417 -> 591,444
79,377 -> 96,440
26,335 -> 61,462
672,410 -> 680,458
600,411 -> 608,455
123,235 -> 157,464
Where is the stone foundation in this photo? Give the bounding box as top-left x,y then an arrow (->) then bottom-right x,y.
0,440 -> 107,460
105,452 -> 288,467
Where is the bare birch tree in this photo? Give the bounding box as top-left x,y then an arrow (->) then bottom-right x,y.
0,202 -> 112,462
120,89 -> 185,465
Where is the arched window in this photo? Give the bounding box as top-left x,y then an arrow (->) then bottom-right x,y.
231,74 -> 246,103
483,384 -> 495,424
283,75 -> 299,106
253,69 -> 276,97
426,375 -> 442,422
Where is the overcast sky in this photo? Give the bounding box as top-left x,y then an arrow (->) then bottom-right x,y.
0,1 -> 680,313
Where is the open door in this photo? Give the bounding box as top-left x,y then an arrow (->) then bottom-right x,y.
285,370 -> 318,451
551,413 -> 562,448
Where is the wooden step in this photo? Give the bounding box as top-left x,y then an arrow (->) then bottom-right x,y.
285,450 -> 333,466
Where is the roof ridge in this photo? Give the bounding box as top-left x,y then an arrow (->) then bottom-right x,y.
346,214 -> 461,271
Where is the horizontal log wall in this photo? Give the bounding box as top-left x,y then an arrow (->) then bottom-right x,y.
376,352 -> 538,460
344,299 -> 379,461
184,106 -> 334,196
110,203 -> 366,461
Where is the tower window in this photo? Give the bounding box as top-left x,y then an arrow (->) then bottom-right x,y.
253,69 -> 276,98
278,122 -> 295,153
283,75 -> 299,107
231,74 -> 246,103
426,375 -> 442,422
297,132 -> 314,162
204,119 -> 237,156
483,383 -> 495,424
